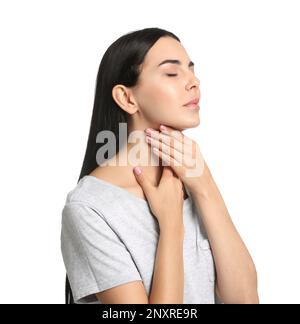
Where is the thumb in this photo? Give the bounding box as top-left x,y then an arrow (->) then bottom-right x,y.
133,166 -> 154,198
161,166 -> 174,180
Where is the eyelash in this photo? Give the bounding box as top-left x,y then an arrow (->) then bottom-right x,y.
166,74 -> 178,77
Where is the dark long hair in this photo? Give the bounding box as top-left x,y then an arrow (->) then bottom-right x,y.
65,27 -> 180,304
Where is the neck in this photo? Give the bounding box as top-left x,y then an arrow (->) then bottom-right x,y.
112,136 -> 164,187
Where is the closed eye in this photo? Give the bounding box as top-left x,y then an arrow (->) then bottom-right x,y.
166,74 -> 178,77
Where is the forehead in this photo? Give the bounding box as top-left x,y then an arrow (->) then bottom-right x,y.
141,37 -> 190,71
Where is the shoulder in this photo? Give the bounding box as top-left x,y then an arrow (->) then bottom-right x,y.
62,202 -> 99,225
61,167 -> 130,222
89,165 -> 133,188
89,166 -> 147,200
65,165 -> 128,205
62,174 -> 111,217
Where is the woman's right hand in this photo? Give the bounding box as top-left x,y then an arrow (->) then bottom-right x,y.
133,166 -> 185,231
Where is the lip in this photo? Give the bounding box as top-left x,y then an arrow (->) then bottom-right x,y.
183,97 -> 200,110
183,97 -> 200,106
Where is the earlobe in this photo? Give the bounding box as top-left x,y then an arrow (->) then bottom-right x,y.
112,85 -> 138,115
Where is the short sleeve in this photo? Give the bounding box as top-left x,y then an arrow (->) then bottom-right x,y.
60,203 -> 143,303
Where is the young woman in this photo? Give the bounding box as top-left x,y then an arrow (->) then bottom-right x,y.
61,27 -> 259,304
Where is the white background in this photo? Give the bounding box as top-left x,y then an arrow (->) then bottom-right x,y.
0,0 -> 299,304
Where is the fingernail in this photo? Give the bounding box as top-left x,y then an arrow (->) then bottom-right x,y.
160,125 -> 167,131
133,166 -> 142,175
145,128 -> 152,135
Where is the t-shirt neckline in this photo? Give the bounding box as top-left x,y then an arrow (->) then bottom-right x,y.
83,175 -> 192,207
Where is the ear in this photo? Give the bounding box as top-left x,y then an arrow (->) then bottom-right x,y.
112,85 -> 138,115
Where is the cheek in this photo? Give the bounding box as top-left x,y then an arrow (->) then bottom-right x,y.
139,82 -> 181,114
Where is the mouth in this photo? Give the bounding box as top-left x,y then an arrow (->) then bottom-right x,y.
183,97 -> 200,110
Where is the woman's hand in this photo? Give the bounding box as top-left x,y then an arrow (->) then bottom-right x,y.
144,124 -> 212,196
133,165 -> 185,231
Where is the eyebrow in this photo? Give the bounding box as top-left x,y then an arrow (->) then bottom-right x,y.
157,59 -> 194,68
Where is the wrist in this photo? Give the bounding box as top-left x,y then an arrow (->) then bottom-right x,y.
159,223 -> 185,237
188,169 -> 216,199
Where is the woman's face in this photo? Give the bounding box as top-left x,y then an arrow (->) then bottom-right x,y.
131,36 -> 201,131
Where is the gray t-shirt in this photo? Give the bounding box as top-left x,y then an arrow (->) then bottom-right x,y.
60,175 -> 216,304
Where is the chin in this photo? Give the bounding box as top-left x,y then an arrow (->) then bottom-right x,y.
175,118 -> 200,131
156,116 -> 200,132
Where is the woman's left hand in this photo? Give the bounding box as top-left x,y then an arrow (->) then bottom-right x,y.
144,124 -> 212,195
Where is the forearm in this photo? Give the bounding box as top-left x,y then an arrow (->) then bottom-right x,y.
191,173 -> 259,304
149,225 -> 185,304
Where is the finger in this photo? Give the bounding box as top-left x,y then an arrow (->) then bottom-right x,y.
152,146 -> 182,173
145,131 -> 184,154
133,166 -> 154,197
161,166 -> 174,179
159,124 -> 184,142
146,135 -> 183,166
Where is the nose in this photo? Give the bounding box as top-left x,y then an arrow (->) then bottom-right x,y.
185,73 -> 200,91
